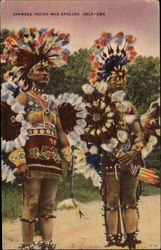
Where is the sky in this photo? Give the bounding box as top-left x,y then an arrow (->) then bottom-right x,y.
1,0 -> 160,57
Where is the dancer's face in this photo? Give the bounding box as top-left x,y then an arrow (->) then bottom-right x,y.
109,80 -> 126,93
28,64 -> 50,89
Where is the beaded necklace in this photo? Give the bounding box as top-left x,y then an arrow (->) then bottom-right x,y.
31,87 -> 44,93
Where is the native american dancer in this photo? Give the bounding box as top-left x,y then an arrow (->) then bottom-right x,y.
1,27 -> 86,250
74,32 -> 160,249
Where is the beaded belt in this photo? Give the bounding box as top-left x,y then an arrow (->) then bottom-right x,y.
28,128 -> 57,138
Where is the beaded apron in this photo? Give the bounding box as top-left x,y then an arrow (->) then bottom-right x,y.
24,93 -> 62,179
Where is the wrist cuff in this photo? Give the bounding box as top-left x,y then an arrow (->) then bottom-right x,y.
61,146 -> 72,163
131,142 -> 144,152
8,147 -> 26,167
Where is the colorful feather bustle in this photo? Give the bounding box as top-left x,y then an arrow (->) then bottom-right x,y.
73,84 -> 128,187
141,98 -> 160,139
141,98 -> 160,159
1,81 -> 32,184
74,84 -> 160,187
73,143 -> 102,188
55,93 -> 87,147
1,27 -> 70,90
1,82 -> 31,153
81,83 -> 127,148
88,31 -> 137,88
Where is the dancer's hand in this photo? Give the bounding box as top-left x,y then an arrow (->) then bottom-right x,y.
14,163 -> 29,183
118,150 -> 137,166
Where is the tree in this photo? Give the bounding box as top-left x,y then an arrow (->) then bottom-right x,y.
125,56 -> 160,171
0,29 -> 15,84
45,49 -> 91,97
126,56 -> 160,114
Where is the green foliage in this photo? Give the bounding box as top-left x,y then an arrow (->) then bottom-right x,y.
63,49 -> 91,94
45,49 -> 90,97
126,56 -> 160,114
2,182 -> 23,222
125,56 -> 160,172
0,29 -> 14,84
141,182 -> 160,196
145,144 -> 160,171
0,29 -> 14,52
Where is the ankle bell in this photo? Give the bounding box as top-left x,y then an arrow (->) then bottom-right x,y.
105,233 -> 116,247
38,240 -> 56,250
123,231 -> 141,249
18,241 -> 36,250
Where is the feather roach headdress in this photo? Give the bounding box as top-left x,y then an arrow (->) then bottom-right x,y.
1,27 -> 71,90
89,31 -> 137,86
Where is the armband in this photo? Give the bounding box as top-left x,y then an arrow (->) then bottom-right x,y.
8,147 -> 26,167
131,141 -> 144,152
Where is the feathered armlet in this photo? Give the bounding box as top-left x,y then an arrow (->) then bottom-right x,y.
131,141 -> 144,152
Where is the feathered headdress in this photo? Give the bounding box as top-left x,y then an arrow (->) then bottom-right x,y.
1,27 -> 70,90
89,31 -> 137,87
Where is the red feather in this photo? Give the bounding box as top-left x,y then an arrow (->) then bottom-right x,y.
1,54 -> 6,60
115,32 -> 124,39
47,28 -> 55,37
62,55 -> 69,62
126,35 -> 134,43
89,55 -> 94,62
92,62 -> 99,70
33,40 -> 39,47
53,46 -> 61,51
29,28 -> 36,34
39,33 -> 46,44
102,32 -> 110,40
89,72 -> 96,78
91,80 -> 96,85
127,46 -> 135,51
